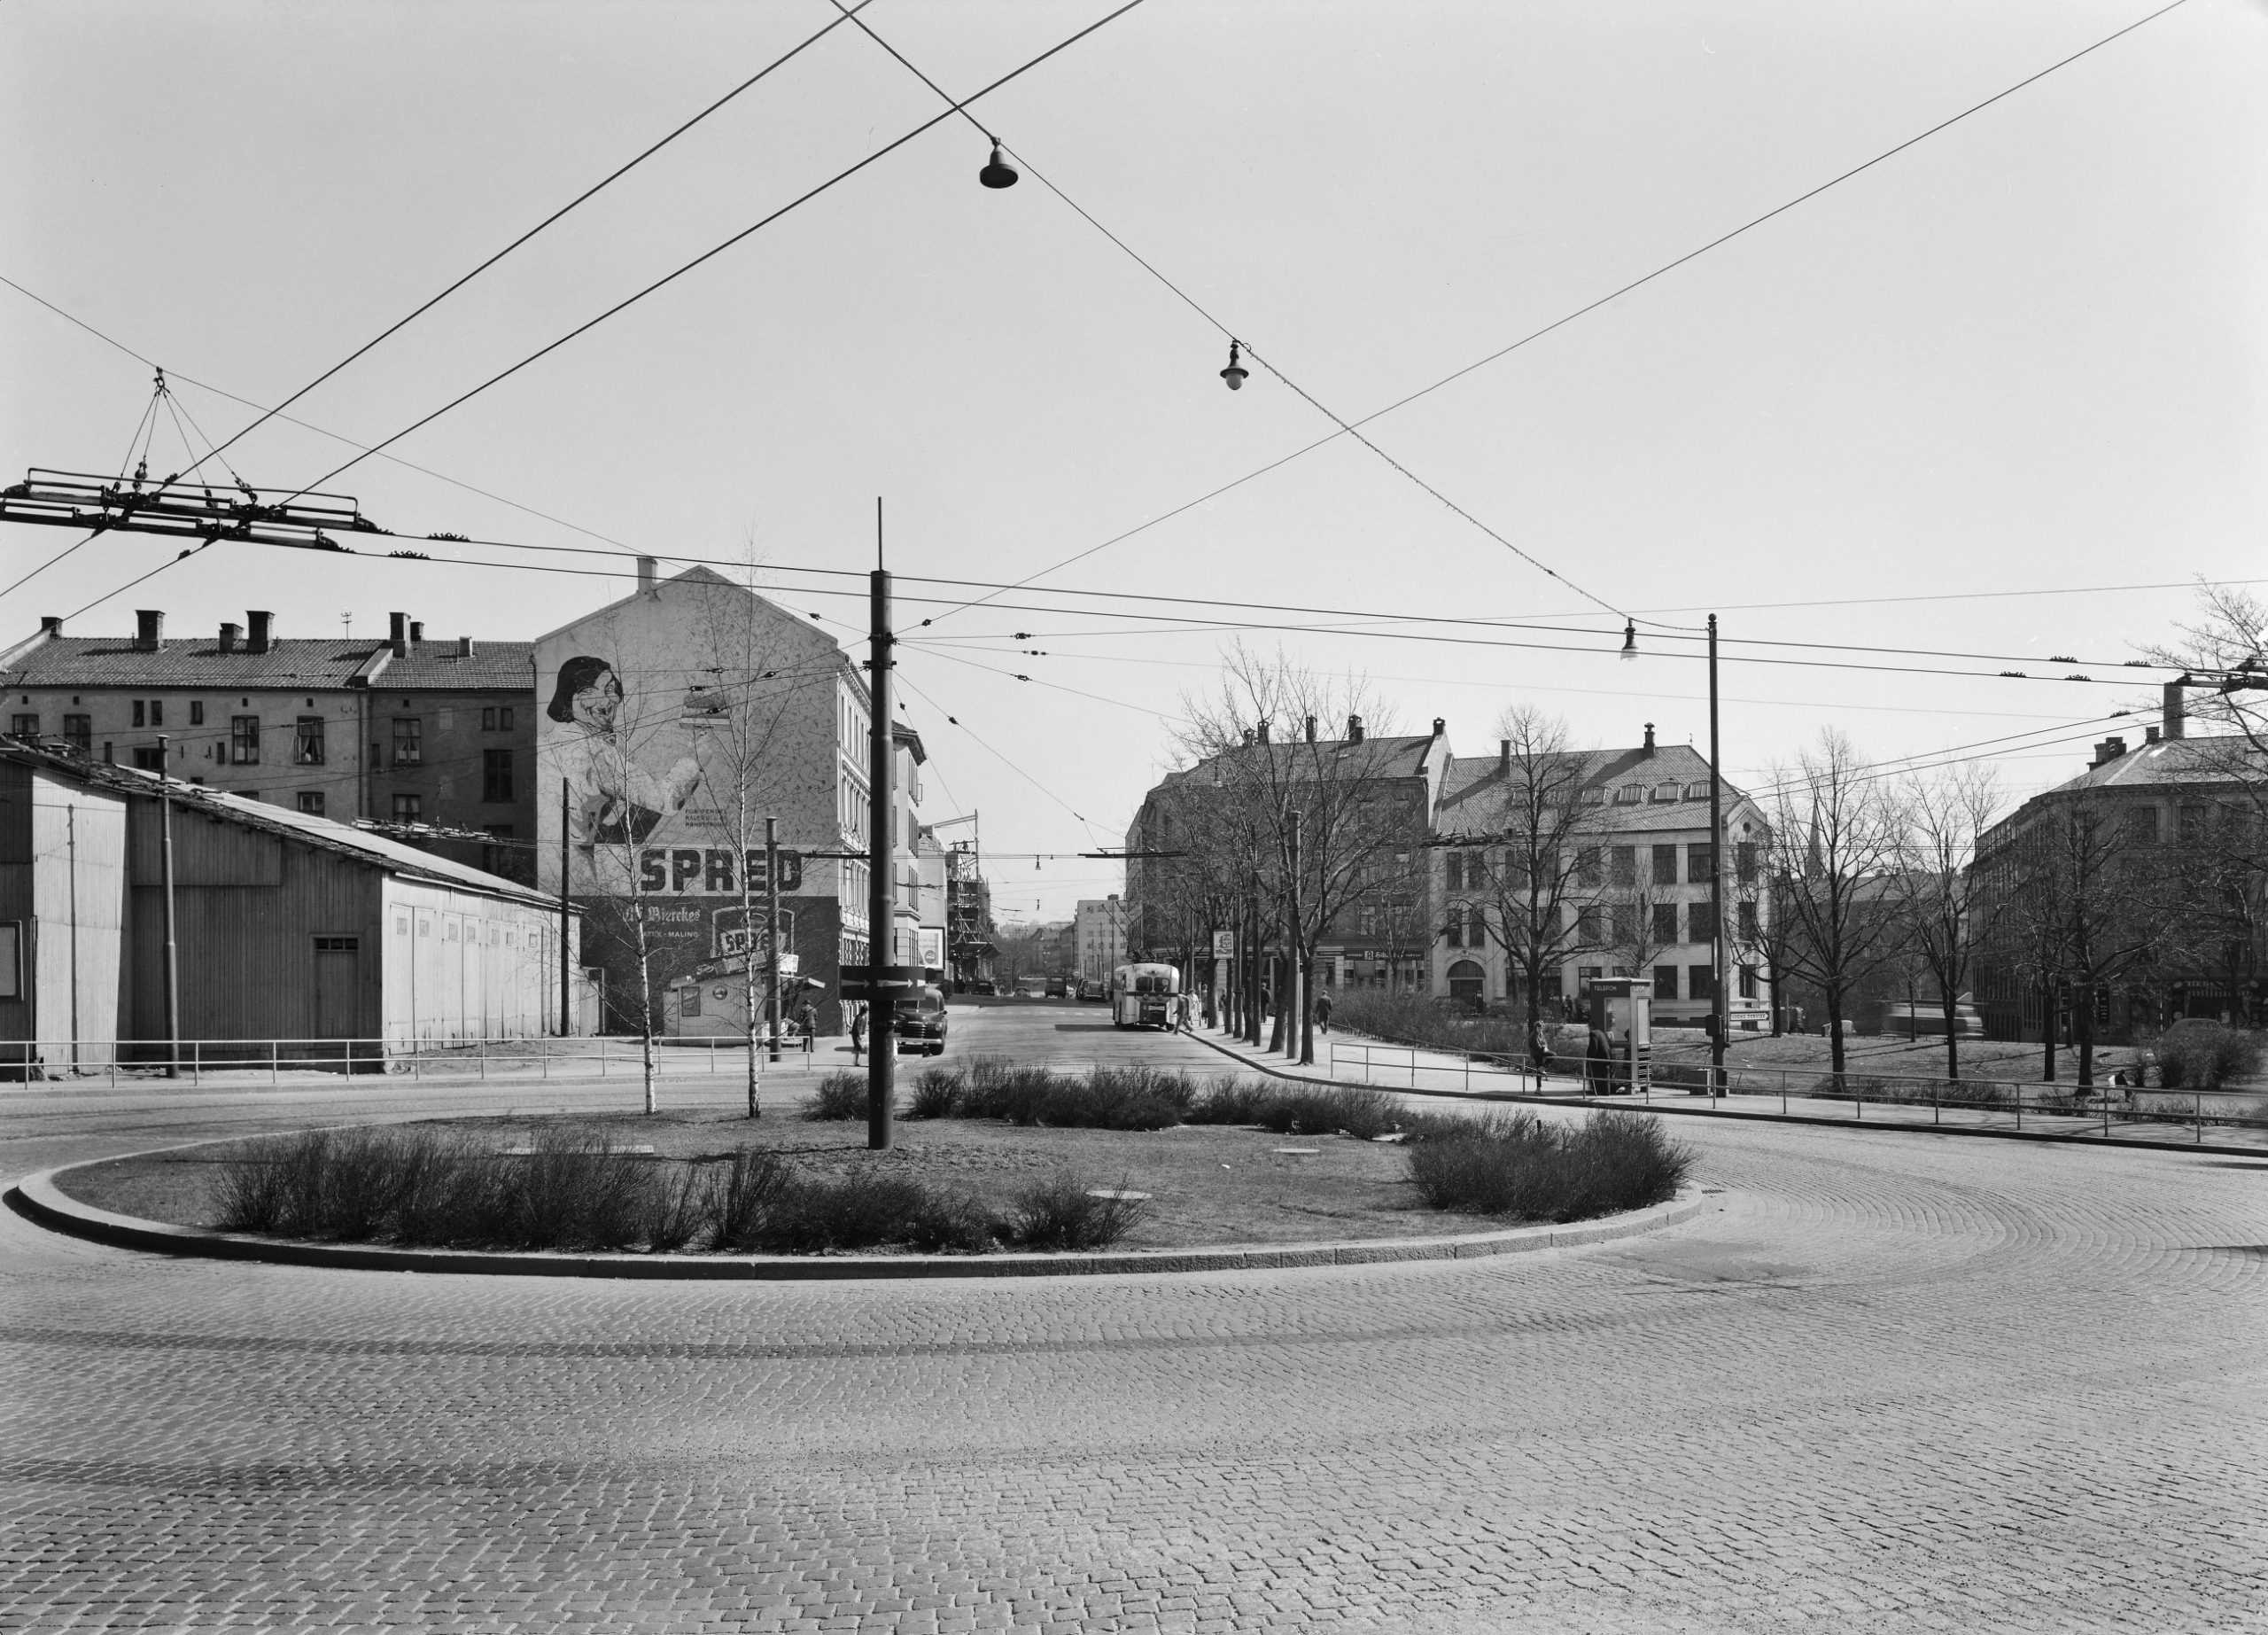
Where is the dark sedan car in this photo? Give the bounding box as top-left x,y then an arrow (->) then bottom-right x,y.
892,985 -> 949,1055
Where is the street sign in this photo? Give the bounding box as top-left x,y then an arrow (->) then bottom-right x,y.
839,962 -> 921,1000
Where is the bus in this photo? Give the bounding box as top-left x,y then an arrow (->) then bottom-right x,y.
1111,962 -> 1182,1029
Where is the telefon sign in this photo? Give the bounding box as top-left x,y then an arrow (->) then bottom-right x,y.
634,847 -> 803,895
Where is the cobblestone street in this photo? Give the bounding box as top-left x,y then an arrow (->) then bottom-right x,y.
4,1004 -> 2264,1631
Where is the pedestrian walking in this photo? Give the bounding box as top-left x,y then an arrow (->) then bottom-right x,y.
850,1003 -> 866,1064
1585,1024 -> 1613,1094
1528,1018 -> 1550,1076
795,1000 -> 819,1056
1315,992 -> 1332,1034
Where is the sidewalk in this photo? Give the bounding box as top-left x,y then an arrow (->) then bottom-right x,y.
1190,1022 -> 2268,1156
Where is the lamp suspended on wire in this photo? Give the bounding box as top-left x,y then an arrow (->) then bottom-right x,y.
1219,340 -> 1248,391
1619,620 -> 1638,661
979,141 -> 1019,189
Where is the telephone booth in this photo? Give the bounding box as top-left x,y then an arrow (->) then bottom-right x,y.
1586,976 -> 1652,1094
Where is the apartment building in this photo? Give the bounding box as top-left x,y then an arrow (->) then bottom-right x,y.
0,607 -> 538,883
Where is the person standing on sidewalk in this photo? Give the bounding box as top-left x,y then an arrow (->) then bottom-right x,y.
1585,1024 -> 1612,1094
1528,1018 -> 1550,1076
850,1003 -> 866,1064
1315,992 -> 1333,1034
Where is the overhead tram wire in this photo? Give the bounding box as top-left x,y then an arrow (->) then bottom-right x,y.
0,274 -> 656,563
274,1 -> 1151,506
907,0 -> 2194,632
892,670 -> 1103,845
167,4 -> 882,488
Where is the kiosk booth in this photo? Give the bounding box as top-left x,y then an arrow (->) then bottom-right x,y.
1586,976 -> 1652,1094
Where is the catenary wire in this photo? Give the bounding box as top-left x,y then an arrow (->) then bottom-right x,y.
915,0 -> 2194,631
172,4 -> 881,487
279,1 -> 1150,504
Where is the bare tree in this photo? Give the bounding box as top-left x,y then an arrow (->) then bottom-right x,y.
1764,730 -> 1913,1075
1454,708 -> 1608,1038
1176,647 -> 1425,1065
1890,764 -> 2001,1081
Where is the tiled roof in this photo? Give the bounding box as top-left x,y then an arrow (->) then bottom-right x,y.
363,641 -> 536,690
1438,744 -> 1758,835
1157,733 -> 1445,791
0,636 -> 376,687
0,635 -> 537,691
2043,736 -> 2263,795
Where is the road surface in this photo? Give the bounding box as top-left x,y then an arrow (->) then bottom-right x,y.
3,997 -> 2262,1631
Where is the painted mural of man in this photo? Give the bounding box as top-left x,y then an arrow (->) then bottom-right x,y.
546,656 -> 705,883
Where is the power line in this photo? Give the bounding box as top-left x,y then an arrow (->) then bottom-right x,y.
173,4 -> 879,486
280,0 -> 1151,503
916,0 -> 2195,628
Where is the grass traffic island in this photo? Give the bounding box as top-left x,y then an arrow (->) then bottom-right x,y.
42,1063 -> 1697,1272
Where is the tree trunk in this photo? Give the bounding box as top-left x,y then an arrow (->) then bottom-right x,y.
1298,954 -> 1317,1065
1826,988 -> 1847,1075
2075,981 -> 2095,1089
1266,954 -> 1287,1054
1940,988 -> 1961,1082
634,912 -> 657,1116
2039,977 -> 2056,1082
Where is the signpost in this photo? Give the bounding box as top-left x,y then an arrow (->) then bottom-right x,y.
839,963 -> 920,1002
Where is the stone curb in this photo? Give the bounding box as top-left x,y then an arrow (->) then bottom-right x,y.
1189,1028 -> 2267,1160
4,1160 -> 1705,1281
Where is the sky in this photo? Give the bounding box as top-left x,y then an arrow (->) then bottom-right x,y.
4,0 -> 2264,926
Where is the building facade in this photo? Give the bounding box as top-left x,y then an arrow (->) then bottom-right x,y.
535,565 -> 943,1038
1074,897 -> 1128,985
1428,728 -> 1770,1027
0,606 -> 538,883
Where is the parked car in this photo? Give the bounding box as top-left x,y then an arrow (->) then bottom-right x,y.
1078,977 -> 1107,1001
970,978 -> 998,996
1045,977 -> 1068,998
893,985 -> 949,1055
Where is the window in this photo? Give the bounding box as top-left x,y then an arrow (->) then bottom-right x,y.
392,793 -> 422,822
1444,911 -> 1464,948
1689,901 -> 1718,943
131,746 -> 165,773
131,700 -> 144,728
1652,845 -> 1678,885
1736,840 -> 1758,883
229,716 -> 260,764
1689,843 -> 1713,884
483,748 -> 514,804
1652,782 -> 1680,803
62,714 -> 90,751
1445,852 -> 1463,891
1689,963 -> 1715,1002
1738,900 -> 1760,941
1611,904 -> 1637,946
1652,902 -> 1679,944
680,987 -> 702,1018
2124,806 -> 2160,845
480,705 -> 516,732
1580,787 -> 1606,806
313,936 -> 358,952
2179,805 -> 2207,844
1683,782 -> 1710,799
1609,845 -> 1635,887
297,791 -> 324,815
1577,906 -> 1604,943
1739,965 -> 1759,1000
392,717 -> 422,766
1576,846 -> 1602,887
1653,965 -> 1678,1000
294,717 -> 325,765
9,714 -> 35,736
189,700 -> 204,726
1612,785 -> 1643,805
1465,849 -> 1487,888
1466,904 -> 1487,946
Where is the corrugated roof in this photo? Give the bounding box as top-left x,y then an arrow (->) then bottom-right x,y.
1,636 -> 377,687
0,740 -> 560,910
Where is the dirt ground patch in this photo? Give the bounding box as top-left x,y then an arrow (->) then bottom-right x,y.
55,1110 -> 1518,1252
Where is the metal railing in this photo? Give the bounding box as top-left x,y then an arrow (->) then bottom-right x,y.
0,1034 -> 858,1090
1324,1039 -> 2266,1144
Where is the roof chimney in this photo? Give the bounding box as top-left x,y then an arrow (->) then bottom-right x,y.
218,621 -> 240,655
2145,725 -> 2161,744
2092,736 -> 2128,768
2163,679 -> 2186,741
245,610 -> 272,655
1431,717 -> 1445,737
1499,737 -> 1511,775
38,616 -> 60,639
456,635 -> 474,658
134,609 -> 164,652
408,619 -> 424,645
1303,714 -> 1317,743
638,556 -> 658,595
1347,713 -> 1363,744
1257,720 -> 1270,744
388,612 -> 408,658
1642,722 -> 1656,755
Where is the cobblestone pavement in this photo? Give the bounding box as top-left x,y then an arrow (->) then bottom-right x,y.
3,1002 -> 2264,1632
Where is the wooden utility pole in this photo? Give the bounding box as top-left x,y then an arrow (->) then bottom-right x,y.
157,734 -> 179,1078
558,777 -> 572,1037
765,815 -> 783,1071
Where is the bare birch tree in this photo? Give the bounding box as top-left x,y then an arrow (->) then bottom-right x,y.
1889,764 -> 2001,1081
